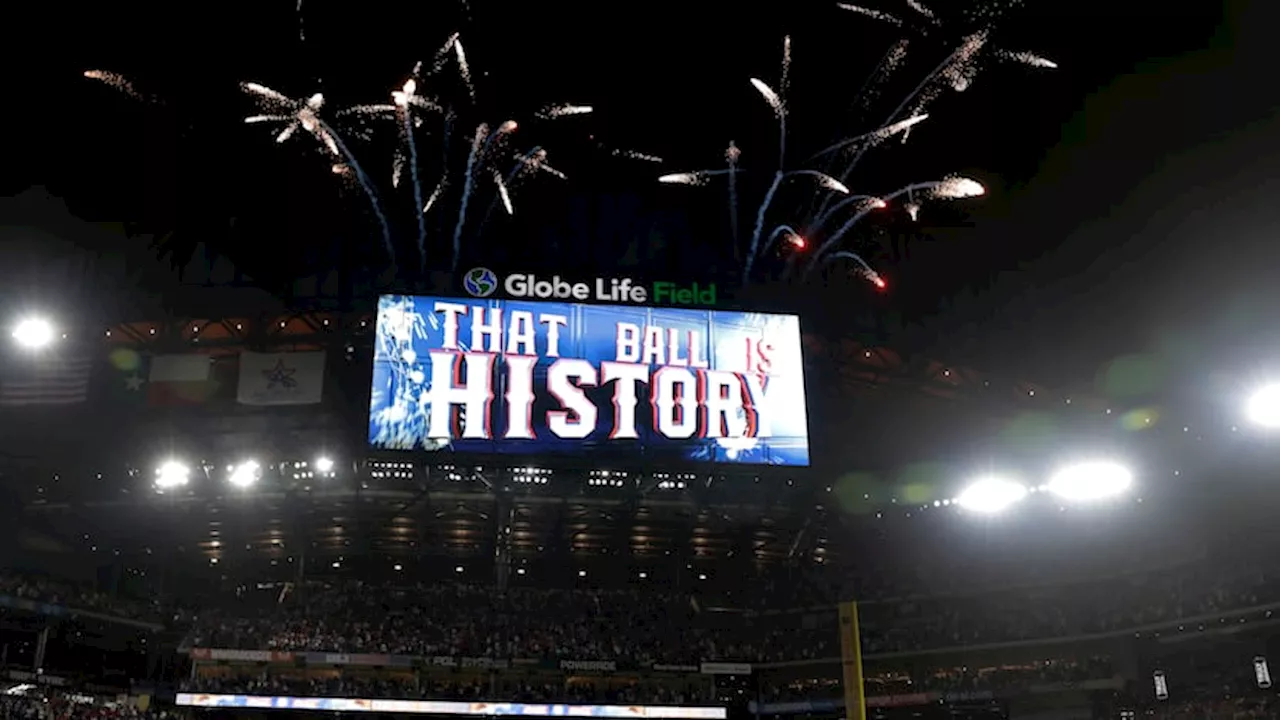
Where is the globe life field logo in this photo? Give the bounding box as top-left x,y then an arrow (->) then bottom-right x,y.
463,268 -> 716,306
463,267 -> 498,297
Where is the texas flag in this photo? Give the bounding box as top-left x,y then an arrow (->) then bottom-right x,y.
236,351 -> 326,406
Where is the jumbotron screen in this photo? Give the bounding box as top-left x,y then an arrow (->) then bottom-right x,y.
368,295 -> 810,466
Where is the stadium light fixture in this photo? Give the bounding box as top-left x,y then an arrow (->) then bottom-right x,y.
154,461 -> 191,491
314,456 -> 335,474
1246,384 -> 1280,428
12,317 -> 55,349
227,460 -> 261,489
1045,461 -> 1133,502
955,476 -> 1028,514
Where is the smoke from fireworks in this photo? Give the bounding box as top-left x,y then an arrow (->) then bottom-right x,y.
451,123 -> 488,271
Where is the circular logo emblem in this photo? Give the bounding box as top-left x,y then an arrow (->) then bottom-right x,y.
463,267 -> 498,297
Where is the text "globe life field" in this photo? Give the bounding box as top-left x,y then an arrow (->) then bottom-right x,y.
505,274 -> 645,302
502,275 -> 718,306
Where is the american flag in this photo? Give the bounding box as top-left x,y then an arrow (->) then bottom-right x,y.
0,354 -> 92,406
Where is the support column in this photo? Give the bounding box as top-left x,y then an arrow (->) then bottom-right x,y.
495,495 -> 513,591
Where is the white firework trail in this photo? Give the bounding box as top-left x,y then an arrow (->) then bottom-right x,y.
516,148 -> 566,180
904,0 -> 934,18
394,79 -> 429,267
767,225 -> 806,254
83,70 -> 147,102
418,33 -> 459,78
536,104 -> 594,119
454,36 -> 476,101
451,123 -> 488,271
836,3 -> 904,26
930,176 -> 985,198
790,170 -> 850,194
812,195 -> 888,234
808,114 -> 929,160
658,171 -> 731,186
492,170 -> 513,214
749,78 -> 784,118
604,146 -> 664,163
423,177 -> 447,214
854,39 -> 911,109
827,29 -> 988,205
805,178 -> 984,279
823,251 -> 886,288
780,36 -> 793,98
997,50 -> 1058,68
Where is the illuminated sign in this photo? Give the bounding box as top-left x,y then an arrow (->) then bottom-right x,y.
175,694 -> 728,719
464,268 -> 717,306
368,295 -> 810,466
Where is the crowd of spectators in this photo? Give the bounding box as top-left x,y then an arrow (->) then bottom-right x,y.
0,574 -> 162,623
0,692 -> 172,720
179,555 -> 1280,663
7,549 -> 1280,664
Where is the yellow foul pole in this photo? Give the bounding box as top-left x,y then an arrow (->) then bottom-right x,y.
838,601 -> 867,720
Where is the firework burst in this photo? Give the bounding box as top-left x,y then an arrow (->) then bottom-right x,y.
662,2 -> 1052,289
241,82 -> 393,259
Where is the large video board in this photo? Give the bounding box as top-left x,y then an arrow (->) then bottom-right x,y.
368,295 -> 810,466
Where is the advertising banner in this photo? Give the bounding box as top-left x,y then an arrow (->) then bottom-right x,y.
175,694 -> 728,719
189,648 -> 293,663
369,295 -> 810,466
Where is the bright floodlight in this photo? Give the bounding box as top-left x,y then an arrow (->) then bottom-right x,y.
154,461 -> 191,491
956,476 -> 1028,514
314,456 -> 335,474
1046,461 -> 1133,502
1246,384 -> 1280,428
12,318 -> 55,349
228,460 -> 261,488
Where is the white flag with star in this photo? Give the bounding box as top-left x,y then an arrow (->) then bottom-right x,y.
236,351 -> 326,406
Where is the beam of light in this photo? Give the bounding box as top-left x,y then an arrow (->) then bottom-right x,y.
1246,384 -> 1280,428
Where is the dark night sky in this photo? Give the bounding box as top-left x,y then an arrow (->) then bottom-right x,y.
7,0 -> 1279,401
